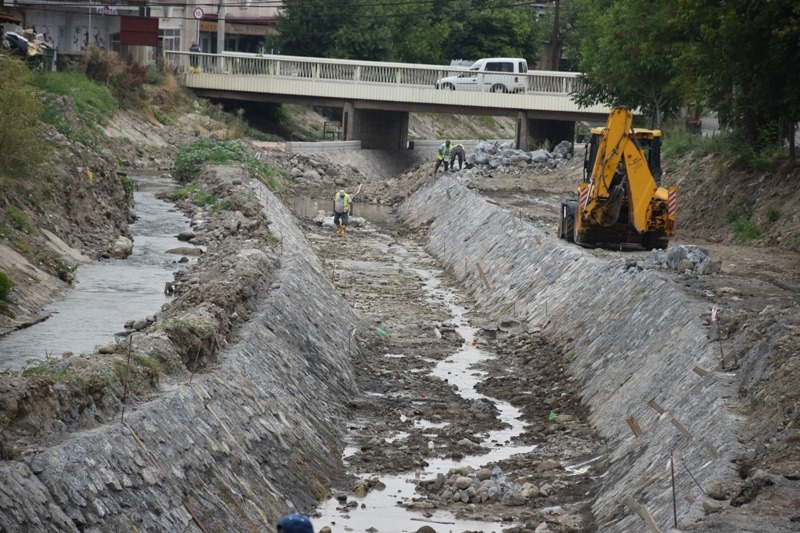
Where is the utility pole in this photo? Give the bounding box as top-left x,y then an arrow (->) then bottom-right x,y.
549,0 -> 561,71
216,2 -> 226,71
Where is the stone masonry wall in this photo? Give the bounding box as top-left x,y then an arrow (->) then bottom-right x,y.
0,180 -> 360,532
400,176 -> 747,532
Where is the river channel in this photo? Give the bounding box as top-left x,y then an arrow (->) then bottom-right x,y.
302,211 -> 538,532
0,173 -> 191,371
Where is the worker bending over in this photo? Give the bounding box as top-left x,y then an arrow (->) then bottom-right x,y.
449,143 -> 466,171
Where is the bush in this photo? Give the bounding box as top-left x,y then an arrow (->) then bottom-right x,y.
0,271 -> 12,301
119,172 -> 134,205
55,260 -> 76,283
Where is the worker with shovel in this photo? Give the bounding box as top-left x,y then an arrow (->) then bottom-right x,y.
449,143 -> 467,171
333,184 -> 361,235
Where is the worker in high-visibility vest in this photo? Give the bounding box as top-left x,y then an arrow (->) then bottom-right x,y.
434,140 -> 451,175
333,189 -> 351,235
449,143 -> 466,170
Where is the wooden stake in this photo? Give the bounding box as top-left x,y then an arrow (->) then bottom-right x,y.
476,262 -> 491,290
626,416 -> 643,438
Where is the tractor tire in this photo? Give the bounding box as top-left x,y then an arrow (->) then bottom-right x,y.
560,200 -> 577,243
642,233 -> 669,250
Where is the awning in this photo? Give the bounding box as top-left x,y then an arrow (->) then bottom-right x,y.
0,11 -> 23,24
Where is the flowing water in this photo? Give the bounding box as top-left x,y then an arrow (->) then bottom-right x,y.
0,174 -> 193,370
315,241 -> 536,532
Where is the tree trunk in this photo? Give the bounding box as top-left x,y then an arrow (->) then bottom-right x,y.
550,0 -> 561,71
790,122 -> 797,166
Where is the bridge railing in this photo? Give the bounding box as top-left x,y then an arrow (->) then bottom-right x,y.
166,51 -> 587,96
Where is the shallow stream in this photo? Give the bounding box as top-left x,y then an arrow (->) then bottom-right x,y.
0,174 -> 191,370
314,234 -> 535,532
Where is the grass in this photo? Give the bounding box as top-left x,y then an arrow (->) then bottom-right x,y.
34,71 -> 117,131
171,181 -> 217,207
724,198 -> 762,242
7,206 -> 31,233
174,139 -> 290,193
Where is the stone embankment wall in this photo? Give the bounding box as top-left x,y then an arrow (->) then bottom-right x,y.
400,176 -> 746,532
0,181 -> 360,531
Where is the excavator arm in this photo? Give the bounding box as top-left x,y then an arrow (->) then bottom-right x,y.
583,107 -> 663,232
566,106 -> 677,248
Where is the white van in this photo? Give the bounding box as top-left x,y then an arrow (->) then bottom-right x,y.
435,58 -> 528,93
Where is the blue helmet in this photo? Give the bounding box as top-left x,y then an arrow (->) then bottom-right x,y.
277,513 -> 314,533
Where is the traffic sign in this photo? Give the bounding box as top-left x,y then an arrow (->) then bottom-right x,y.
193,7 -> 204,20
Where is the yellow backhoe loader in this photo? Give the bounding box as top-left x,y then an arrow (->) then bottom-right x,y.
559,107 -> 677,249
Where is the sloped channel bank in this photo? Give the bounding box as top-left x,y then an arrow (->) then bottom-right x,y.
399,176 -> 750,532
0,169 -> 364,531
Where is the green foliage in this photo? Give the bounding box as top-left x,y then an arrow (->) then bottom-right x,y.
0,271 -> 13,301
174,139 -> 252,181
145,63 -> 165,84
570,0 -> 682,127
119,172 -> 134,205
54,260 -> 76,283
6,206 -> 31,233
765,206 -> 781,224
171,181 -> 217,207
724,197 -> 762,241
276,0 -> 542,64
34,71 -> 117,128
0,56 -> 45,182
731,217 -> 762,241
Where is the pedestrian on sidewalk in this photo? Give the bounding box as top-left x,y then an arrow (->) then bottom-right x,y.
434,140 -> 451,175
189,41 -> 201,68
276,513 -> 314,533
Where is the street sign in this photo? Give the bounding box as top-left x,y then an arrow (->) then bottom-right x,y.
193,7 -> 204,20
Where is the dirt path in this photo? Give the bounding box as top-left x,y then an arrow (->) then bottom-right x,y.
292,204 -> 601,532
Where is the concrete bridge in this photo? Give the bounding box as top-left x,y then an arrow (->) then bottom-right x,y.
165,51 -> 611,150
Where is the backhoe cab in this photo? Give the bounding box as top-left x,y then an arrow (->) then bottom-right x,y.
559,107 -> 677,249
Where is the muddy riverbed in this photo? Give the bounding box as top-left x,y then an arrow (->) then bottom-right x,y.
294,203 -> 602,532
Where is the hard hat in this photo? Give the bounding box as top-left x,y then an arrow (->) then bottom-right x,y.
276,513 -> 314,533
339,190 -> 345,196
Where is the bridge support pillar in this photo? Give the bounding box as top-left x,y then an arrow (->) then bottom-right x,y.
516,112 -> 575,151
343,103 -> 409,149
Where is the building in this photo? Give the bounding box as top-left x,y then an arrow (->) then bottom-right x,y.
3,1 -> 279,63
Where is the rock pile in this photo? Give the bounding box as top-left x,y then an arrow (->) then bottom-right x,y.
410,464 -> 557,508
467,140 -> 575,174
638,244 -> 722,275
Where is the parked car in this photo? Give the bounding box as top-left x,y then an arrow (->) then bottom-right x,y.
435,58 -> 528,93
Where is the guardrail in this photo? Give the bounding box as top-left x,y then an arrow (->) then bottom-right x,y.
165,51 -> 586,97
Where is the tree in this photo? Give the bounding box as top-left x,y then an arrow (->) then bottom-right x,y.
442,0 -> 542,64
568,0 -> 684,128
676,0 -> 800,163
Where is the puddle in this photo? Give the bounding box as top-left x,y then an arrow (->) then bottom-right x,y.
289,195 -> 397,226
315,242 -> 536,532
0,173 -> 194,370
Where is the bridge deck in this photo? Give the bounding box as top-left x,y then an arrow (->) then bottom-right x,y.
166,51 -> 610,120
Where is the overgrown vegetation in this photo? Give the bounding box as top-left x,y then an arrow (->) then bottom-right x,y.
725,198 -> 762,242
173,139 -> 289,193
0,56 -> 46,184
